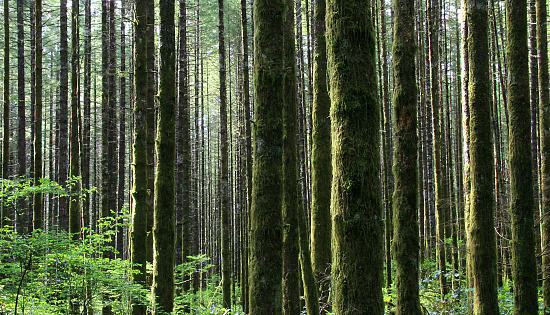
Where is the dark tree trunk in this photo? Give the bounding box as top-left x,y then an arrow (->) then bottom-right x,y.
152,0 -> 176,312
326,0 -> 383,312
218,0 -> 231,308
282,1 -> 300,314
248,0 -> 285,311
33,0 -> 43,232
58,0 -> 69,231
69,0 -> 81,239
466,0 -> 500,312
392,0 -> 422,312
538,0 -> 550,311
311,0 -> 332,308
2,0 -> 10,228
130,1 -> 148,314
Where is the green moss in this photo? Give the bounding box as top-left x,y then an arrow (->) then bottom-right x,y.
327,0 -> 383,313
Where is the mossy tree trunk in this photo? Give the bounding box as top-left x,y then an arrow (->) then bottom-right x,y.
538,0 -> 550,311
248,0 -> 285,311
282,1 -> 300,313
466,0 -> 500,313
506,0 -> 539,313
239,0 -> 251,311
310,0 -> 332,308
326,0 -> 383,312
130,0 -> 148,314
152,0 -> 176,313
218,0 -> 231,308
391,0 -> 422,313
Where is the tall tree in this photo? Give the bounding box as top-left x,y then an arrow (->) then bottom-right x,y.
2,0 -> 9,226
538,0 -> 550,310
326,0 -> 383,312
82,0 -> 91,232
239,0 -> 251,311
248,0 -> 285,311
152,0 -> 176,312
59,0 -> 69,230
310,0 -> 332,307
33,0 -> 43,231
218,0 -> 231,308
282,1 -> 300,314
17,0 -> 25,182
466,0 -> 500,312
506,0 -> 538,313
69,0 -> 81,239
130,1 -> 148,314
428,0 -> 448,297
392,0 -> 422,312
176,0 -> 191,303
117,0 -> 127,256
241,0 -> 252,313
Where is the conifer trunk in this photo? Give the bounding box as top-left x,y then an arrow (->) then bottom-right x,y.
33,0 -> 43,231
282,1 -> 300,313
248,0 -> 285,311
538,0 -> 550,311
130,0 -> 148,314
69,0 -> 81,239
466,0 -> 500,312
152,0 -> 176,312
506,0 -> 538,312
311,0 -> 332,307
392,0 -> 422,312
326,0 -> 383,312
218,0 -> 231,307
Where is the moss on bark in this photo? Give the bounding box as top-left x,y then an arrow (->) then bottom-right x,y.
248,0 -> 285,312
326,0 -> 383,313
391,0 -> 422,313
466,0 -> 500,313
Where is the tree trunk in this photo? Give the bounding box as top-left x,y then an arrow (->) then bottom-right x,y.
218,0 -> 231,308
282,1 -> 300,314
58,0 -> 69,231
248,0 -> 285,311
152,0 -> 176,313
326,0 -> 383,312
2,0 -> 10,227
17,0 -> 25,182
310,0 -> 332,308
130,1 -> 148,314
33,0 -> 43,232
69,0 -> 81,239
538,0 -> 550,311
392,0 -> 422,312
506,0 -> 538,312
117,0 -> 127,257
466,0 -> 500,313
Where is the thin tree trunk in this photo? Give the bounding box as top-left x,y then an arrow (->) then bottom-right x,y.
59,0 -> 69,231
538,0 -> 550,311
2,0 -> 10,227
282,1 -> 300,313
33,0 -> 43,231
69,0 -> 81,239
130,1 -> 148,314
152,0 -> 176,313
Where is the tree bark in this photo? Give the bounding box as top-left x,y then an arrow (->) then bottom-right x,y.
248,0 -> 285,311
326,0 -> 383,312
152,0 -> 176,313
33,0 -> 43,232
392,0 -> 422,312
466,0 -> 500,312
